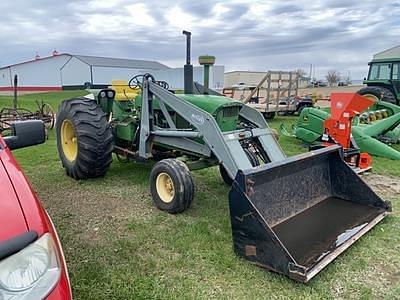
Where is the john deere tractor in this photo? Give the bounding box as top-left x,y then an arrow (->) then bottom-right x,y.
358,48 -> 400,105
55,32 -> 391,282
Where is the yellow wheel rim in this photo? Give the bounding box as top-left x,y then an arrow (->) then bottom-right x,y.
156,172 -> 175,203
61,119 -> 78,162
363,93 -> 379,102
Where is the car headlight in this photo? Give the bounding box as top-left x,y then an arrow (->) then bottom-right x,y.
0,233 -> 61,299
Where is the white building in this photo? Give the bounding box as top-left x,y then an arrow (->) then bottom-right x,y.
0,53 -> 224,91
373,45 -> 400,60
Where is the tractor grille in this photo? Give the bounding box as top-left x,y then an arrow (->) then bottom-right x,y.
222,106 -> 240,118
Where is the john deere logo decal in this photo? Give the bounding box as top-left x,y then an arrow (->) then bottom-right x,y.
191,114 -> 205,125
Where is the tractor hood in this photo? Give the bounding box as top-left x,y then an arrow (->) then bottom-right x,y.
0,153 -> 28,241
135,93 -> 242,116
175,94 -> 242,116
134,93 -> 243,132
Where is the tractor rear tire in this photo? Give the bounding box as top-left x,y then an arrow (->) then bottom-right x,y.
357,86 -> 396,104
150,159 -> 194,214
220,148 -> 260,185
56,97 -> 113,180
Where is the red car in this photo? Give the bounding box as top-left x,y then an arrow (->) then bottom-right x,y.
0,121 -> 72,299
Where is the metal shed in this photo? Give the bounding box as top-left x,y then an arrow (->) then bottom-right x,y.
62,55 -> 170,89
0,53 -> 224,92
0,54 -> 71,91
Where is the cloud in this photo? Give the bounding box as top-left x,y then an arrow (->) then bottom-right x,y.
0,0 -> 399,80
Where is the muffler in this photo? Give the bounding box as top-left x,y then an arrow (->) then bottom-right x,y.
228,145 -> 391,282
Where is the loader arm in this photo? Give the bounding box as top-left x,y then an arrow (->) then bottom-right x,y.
139,80 -> 284,178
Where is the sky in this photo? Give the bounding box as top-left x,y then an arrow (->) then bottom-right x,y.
0,0 -> 399,80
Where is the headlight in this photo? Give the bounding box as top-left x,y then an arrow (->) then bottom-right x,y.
107,90 -> 115,99
100,91 -> 106,98
0,233 -> 61,299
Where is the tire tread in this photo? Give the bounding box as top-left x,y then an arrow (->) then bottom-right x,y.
56,97 -> 113,180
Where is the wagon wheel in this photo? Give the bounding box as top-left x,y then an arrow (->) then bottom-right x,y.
40,103 -> 56,129
0,120 -> 12,137
0,109 -> 15,133
0,128 -> 12,137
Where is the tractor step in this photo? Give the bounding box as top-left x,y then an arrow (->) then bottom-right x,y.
228,145 -> 391,282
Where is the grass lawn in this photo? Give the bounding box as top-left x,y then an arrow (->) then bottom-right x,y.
1,91 -> 400,299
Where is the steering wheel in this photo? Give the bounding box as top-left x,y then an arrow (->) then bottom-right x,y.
156,81 -> 169,90
128,73 -> 155,90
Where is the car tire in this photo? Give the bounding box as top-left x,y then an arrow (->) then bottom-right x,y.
263,112 -> 276,120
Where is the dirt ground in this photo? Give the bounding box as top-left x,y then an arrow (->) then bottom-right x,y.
298,85 -> 363,98
363,173 -> 400,198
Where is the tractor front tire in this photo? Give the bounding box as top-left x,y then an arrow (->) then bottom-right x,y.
220,148 -> 260,185
357,86 -> 396,104
56,97 -> 113,180
150,159 -> 194,214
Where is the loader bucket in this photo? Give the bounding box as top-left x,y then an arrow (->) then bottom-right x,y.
228,145 -> 391,282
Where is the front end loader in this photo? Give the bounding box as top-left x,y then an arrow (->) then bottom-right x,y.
55,32 -> 391,282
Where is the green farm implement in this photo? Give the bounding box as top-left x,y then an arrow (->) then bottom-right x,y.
55,32 -> 391,282
291,94 -> 400,160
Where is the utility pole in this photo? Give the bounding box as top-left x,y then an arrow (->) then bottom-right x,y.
313,65 -> 316,81
304,63 -> 313,83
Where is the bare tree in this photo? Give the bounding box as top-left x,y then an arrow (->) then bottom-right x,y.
295,68 -> 307,77
343,72 -> 352,85
325,70 -> 341,87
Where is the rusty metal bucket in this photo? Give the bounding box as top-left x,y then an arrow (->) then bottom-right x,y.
228,145 -> 391,282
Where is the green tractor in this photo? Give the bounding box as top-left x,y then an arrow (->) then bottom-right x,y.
55,32 -> 391,282
358,47 -> 400,105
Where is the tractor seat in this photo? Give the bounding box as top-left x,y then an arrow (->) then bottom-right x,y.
110,80 -> 140,101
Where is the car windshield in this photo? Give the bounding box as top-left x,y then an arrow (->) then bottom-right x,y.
368,63 -> 391,80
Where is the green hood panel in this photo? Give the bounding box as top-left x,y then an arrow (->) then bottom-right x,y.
135,94 -> 242,115
175,94 -> 242,115
134,93 -> 243,132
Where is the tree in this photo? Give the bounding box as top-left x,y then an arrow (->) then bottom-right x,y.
295,68 -> 307,77
325,70 -> 341,87
343,73 -> 352,85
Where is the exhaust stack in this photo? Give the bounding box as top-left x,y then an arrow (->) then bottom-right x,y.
183,30 -> 193,94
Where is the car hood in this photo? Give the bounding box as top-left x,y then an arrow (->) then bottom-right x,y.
0,156 -> 28,241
